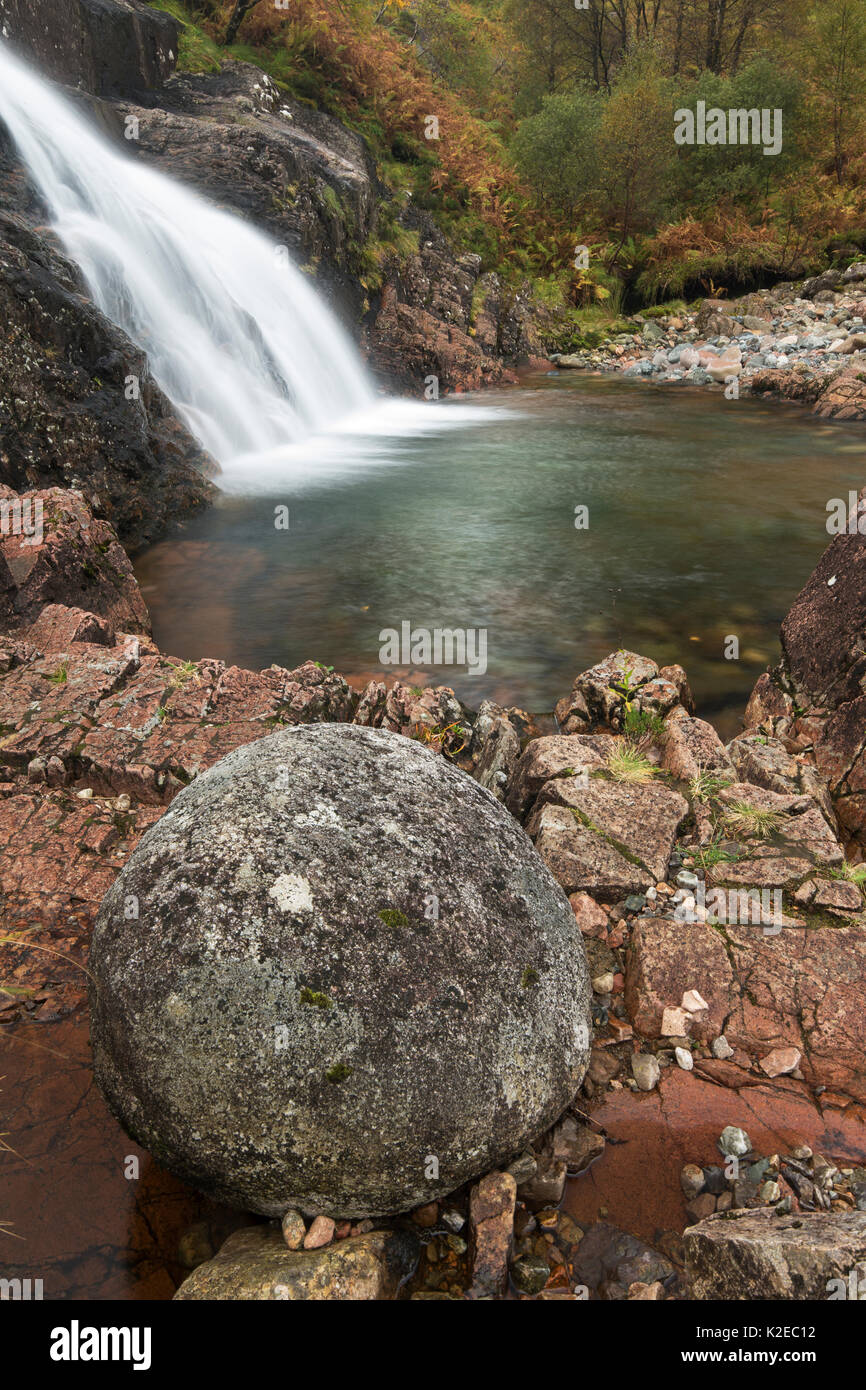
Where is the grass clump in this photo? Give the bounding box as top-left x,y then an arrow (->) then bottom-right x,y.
378,909 -> 409,928
722,801 -> 784,841
606,743 -> 657,784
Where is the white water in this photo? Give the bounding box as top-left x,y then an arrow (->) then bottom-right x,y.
0,42 -> 506,490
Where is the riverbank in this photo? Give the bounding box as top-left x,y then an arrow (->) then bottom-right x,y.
551,272 -> 866,422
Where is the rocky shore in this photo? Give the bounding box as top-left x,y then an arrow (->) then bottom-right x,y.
2,480 -> 865,1299
552,273 -> 866,421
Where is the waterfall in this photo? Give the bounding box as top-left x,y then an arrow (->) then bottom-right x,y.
0,42 -> 375,468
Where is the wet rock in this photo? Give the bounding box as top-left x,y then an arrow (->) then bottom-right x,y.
89,724 -> 592,1217
551,1115 -> 605,1173
1,0 -> 179,97
510,1253 -> 551,1295
517,1158 -> 567,1206
174,1226 -> 418,1301
469,1171 -> 516,1298
685,1208 -> 866,1300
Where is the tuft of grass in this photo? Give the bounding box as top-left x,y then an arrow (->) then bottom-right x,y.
606,743 -> 657,784
690,836 -> 740,873
689,767 -> 735,801
828,862 -> 866,885
167,659 -> 198,689
722,801 -> 784,841
45,662 -> 68,685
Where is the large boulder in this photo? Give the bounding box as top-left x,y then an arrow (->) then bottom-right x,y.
89,724 -> 591,1218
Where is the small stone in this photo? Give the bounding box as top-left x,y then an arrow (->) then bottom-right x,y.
592,972 -> 615,995
675,1046 -> 694,1072
686,1193 -> 717,1222
510,1253 -> 551,1295
719,1126 -> 751,1158
716,1191 -> 733,1212
631,1052 -> 661,1092
760,1181 -> 782,1204
681,1164 -> 706,1199
628,1280 -> 664,1300
114,793 -> 131,812
661,1006 -> 691,1037
507,1152 -> 537,1185
676,870 -> 699,891
76,788 -> 94,800
441,1208 -> 465,1233
624,894 -> 646,913
412,1201 -> 439,1228
280,1210 -> 305,1250
712,1035 -> 734,1060
759,1047 -> 801,1078
791,1145 -> 813,1161
682,989 -> 708,1013
303,1214 -> 335,1250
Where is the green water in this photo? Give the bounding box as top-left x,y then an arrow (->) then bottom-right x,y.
135,373 -> 865,732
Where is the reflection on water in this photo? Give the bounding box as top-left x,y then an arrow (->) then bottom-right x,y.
0,1020 -> 247,1300
136,374 -> 866,734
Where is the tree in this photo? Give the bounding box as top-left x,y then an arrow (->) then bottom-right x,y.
806,0 -> 866,183
224,0 -> 265,45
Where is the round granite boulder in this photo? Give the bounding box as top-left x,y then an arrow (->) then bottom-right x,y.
89,724 -> 591,1217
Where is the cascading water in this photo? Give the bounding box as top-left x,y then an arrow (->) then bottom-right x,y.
0,41 -> 380,469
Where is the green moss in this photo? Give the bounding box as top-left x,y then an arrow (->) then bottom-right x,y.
300,987 -> 333,1009
378,909 -> 409,928
521,966 -> 539,988
151,2 -> 222,74
326,1062 -> 352,1083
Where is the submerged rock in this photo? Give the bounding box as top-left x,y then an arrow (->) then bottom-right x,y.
89,723 -> 591,1217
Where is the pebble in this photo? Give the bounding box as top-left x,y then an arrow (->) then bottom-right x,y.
76,788 -> 94,800
281,1209 -> 306,1250
682,989 -> 708,1013
592,972 -> 615,995
303,1214 -> 335,1249
680,1163 -> 706,1198
674,1046 -> 694,1072
712,1034 -> 734,1060
631,1053 -> 661,1092
718,1125 -> 751,1158
510,1253 -> 551,1295
661,1006 -> 691,1036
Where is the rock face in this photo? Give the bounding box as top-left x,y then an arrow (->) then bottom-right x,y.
88,723 -> 591,1218
0,202 -> 216,545
685,1209 -> 866,1300
0,0 -> 179,97
174,1226 -> 419,1301
745,489 -> 866,844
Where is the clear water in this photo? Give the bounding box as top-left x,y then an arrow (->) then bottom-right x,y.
136,373 -> 865,731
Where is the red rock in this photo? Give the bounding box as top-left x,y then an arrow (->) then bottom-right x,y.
303,1215 -> 335,1250
469,1171 -> 516,1297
